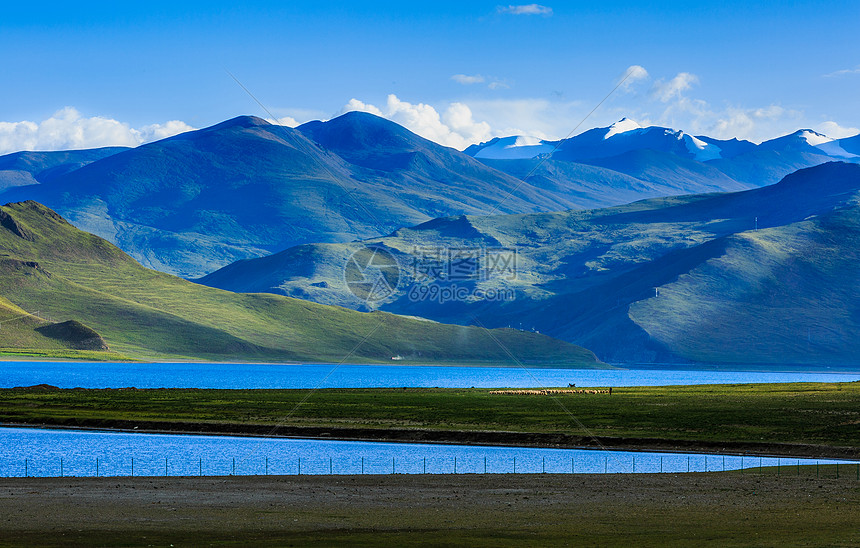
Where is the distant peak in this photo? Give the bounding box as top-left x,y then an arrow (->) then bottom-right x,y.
604,118 -> 642,139
207,115 -> 272,132
795,129 -> 832,146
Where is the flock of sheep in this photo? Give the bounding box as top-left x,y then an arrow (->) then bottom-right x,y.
488,388 -> 611,396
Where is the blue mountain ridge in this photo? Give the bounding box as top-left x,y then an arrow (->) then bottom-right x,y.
199,162 -> 860,366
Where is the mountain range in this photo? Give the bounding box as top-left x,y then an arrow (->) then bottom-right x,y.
1,113 -> 857,279
0,200 -> 598,365
199,162 -> 860,367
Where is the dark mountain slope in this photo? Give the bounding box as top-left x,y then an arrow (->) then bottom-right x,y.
0,147 -> 127,192
200,162 -> 860,366
0,114 -> 609,278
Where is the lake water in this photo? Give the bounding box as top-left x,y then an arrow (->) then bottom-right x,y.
2,361 -> 859,389
2,427 -> 854,478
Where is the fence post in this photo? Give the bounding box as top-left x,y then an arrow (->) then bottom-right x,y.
131,457 -> 134,477
96,458 -> 98,478
361,457 -> 364,475
25,459 -> 28,478
777,458 -> 780,477
513,457 -> 516,474
542,457 -> 545,474
232,457 -> 235,476
572,457 -> 575,474
741,455 -> 744,474
60,458 -> 63,478
392,457 -> 395,475
329,457 -> 332,475
723,456 -> 725,472
424,457 -> 427,475
797,460 -> 800,476
687,456 -> 690,473
836,463 -> 839,479
660,456 -> 662,474
484,457 -> 487,474
199,457 -> 202,477
298,457 -> 301,476
632,456 -> 635,474
165,457 -> 168,477
454,457 -> 457,475
605,456 -> 608,474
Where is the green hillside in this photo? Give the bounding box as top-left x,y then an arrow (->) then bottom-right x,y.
0,200 -> 601,366
630,208 -> 860,364
0,293 -> 121,360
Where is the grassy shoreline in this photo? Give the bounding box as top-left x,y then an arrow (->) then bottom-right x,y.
2,383 -> 858,458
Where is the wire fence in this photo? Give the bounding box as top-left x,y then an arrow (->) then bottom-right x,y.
5,453 -> 859,479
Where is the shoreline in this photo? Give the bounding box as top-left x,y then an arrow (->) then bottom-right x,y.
4,420 -> 858,460
4,357 -> 860,373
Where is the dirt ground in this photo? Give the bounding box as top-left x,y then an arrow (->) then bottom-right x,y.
1,472 -> 858,547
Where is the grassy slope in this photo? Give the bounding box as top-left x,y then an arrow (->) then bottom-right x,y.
0,294 -> 127,361
3,383 -> 858,451
631,207 -> 860,364
0,201 -> 600,365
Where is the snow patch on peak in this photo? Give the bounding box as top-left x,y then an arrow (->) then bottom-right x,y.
513,135 -> 545,147
604,118 -> 642,139
797,130 -> 832,146
681,133 -> 722,161
472,135 -> 554,160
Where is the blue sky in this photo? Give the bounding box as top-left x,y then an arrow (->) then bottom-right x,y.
1,1 -> 858,153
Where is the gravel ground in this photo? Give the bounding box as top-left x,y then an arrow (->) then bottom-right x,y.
1,472 -> 859,546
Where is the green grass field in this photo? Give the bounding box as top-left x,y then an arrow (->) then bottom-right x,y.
3,382 -> 858,452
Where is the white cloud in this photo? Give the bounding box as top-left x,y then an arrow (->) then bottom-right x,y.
137,120 -> 196,142
651,72 -> 699,102
342,98 -> 383,117
498,4 -> 553,15
452,74 -> 510,90
816,121 -> 860,139
0,107 -> 194,155
463,97 -> 571,139
265,116 -> 301,128
823,65 -> 860,78
708,106 -> 789,141
343,94 -> 493,149
618,65 -> 649,91
451,74 -> 486,85
337,66 -> 860,149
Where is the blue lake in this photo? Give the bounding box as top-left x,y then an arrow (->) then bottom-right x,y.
2,427 -> 854,478
2,361 -> 859,389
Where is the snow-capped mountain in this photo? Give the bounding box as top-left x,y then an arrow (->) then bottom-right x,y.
760,129 -> 858,158
467,120 -> 860,162
466,118 -> 728,162
465,119 -> 860,188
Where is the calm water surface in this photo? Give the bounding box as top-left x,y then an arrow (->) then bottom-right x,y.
2,362 -> 859,389
2,427 -> 853,478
